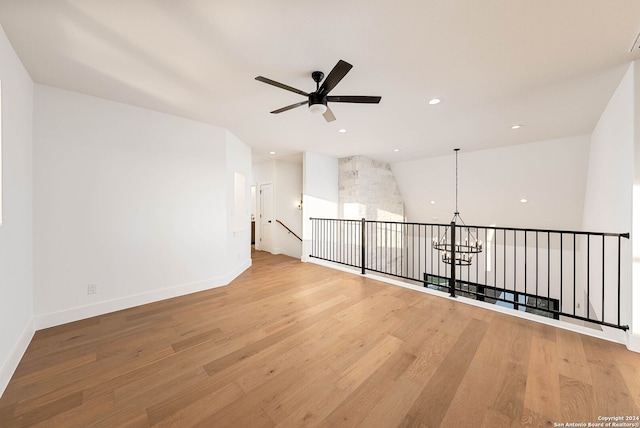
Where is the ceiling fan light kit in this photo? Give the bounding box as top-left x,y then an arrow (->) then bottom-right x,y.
255,59 -> 381,122
309,103 -> 327,114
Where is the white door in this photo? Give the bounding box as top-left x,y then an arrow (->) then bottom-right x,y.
260,183 -> 273,252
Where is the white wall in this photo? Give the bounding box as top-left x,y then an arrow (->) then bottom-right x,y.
392,136 -> 590,230
33,85 -> 251,327
583,63 -> 634,340
252,159 -> 302,258
0,25 -> 34,397
583,66 -> 634,234
226,130 -> 252,269
582,62 -> 635,346
302,152 -> 339,261
634,62 -> 640,347
587,63 -> 634,339
275,160 -> 303,257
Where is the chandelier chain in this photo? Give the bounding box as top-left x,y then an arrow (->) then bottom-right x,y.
433,148 -> 482,266
455,148 -> 459,213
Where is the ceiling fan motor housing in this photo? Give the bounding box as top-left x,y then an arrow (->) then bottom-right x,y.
309,92 -> 327,108
310,70 -> 327,112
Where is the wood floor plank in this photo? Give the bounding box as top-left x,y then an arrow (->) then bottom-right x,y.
519,407 -> 555,428
147,382 -> 244,427
30,391 -> 114,428
559,375 -> 596,422
10,391 -> 83,427
8,352 -> 97,391
523,329 -> 561,425
397,413 -> 429,428
143,375 -> 242,425
477,316 -> 530,424
1,248 -> 640,427
589,361 -> 638,416
480,409 -> 511,428
320,350 -> 416,427
439,357 -> 503,428
235,346 -> 307,393
399,327 -> 458,385
31,317 -> 101,341
357,377 -> 424,427
146,315 -> 343,423
404,319 -> 489,427
199,365 -> 307,427
170,327 -> 224,353
616,361 -> 640,411
555,328 -> 593,385
260,364 -> 337,425
85,404 -> 150,428
216,407 -> 275,428
491,361 -> 528,423
336,333 -> 403,393
113,367 -> 209,408
266,335 -> 403,425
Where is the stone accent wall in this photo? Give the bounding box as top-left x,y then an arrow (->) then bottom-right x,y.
338,156 -> 406,276
339,156 -> 404,221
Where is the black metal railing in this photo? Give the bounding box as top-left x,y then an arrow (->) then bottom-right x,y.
310,217 -> 630,330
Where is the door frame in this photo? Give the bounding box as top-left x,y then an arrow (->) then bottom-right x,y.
258,182 -> 274,253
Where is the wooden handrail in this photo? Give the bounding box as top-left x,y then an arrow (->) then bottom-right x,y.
276,219 -> 302,241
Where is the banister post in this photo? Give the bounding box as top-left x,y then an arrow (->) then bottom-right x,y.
449,220 -> 456,298
361,218 -> 366,275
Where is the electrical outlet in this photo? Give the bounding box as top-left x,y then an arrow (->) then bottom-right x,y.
87,284 -> 97,295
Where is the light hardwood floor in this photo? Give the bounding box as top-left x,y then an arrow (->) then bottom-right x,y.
1,249 -> 639,427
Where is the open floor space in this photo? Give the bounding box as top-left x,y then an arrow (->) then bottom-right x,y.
0,250 -> 639,427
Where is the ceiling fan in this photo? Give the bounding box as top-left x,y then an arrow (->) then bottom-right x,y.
255,59 -> 381,122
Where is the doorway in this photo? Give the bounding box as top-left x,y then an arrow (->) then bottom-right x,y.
259,183 -> 273,252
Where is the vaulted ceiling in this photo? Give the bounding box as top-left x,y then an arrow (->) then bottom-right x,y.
1,1 -> 639,163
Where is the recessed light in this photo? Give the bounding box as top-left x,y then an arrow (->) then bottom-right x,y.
394,148 -> 400,152
428,98 -> 441,105
338,128 -> 347,133
520,198 -> 528,203
430,200 -> 436,205
511,124 -> 523,129
269,151 -> 276,155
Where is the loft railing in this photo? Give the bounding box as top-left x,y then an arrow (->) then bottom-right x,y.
310,217 -> 630,330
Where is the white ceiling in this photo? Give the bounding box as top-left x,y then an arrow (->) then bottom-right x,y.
1,0 -> 639,163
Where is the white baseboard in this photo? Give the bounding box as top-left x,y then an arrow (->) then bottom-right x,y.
628,333 -> 640,352
34,259 -> 252,330
0,319 -> 35,399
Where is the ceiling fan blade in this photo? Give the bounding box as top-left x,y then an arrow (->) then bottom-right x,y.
327,95 -> 381,104
318,60 -> 353,95
323,106 -> 336,122
256,76 -> 309,96
270,100 -> 308,114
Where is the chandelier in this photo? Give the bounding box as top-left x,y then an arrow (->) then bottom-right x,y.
432,149 -> 483,265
